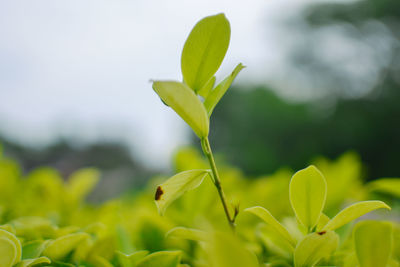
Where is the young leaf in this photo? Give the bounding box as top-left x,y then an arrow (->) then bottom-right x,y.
153,81 -> 209,138
0,229 -> 21,265
204,63 -> 245,116
15,257 -> 51,267
43,233 -> 89,260
117,250 -> 149,267
0,237 -> 19,267
289,165 -> 327,231
316,213 -> 330,232
136,251 -> 182,267
181,13 -> 230,92
294,231 -> 339,267
368,178 -> 400,198
198,76 -> 216,99
155,169 -> 210,215
166,227 -> 209,242
354,221 -> 393,267
322,200 -> 390,231
245,206 -> 295,247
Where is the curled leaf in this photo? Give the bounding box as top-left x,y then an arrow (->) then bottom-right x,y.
153,81 -> 209,138
0,237 -> 19,267
155,169 -> 210,215
322,200 -> 390,231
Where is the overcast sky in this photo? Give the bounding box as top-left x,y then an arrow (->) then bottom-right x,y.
0,0 -> 354,168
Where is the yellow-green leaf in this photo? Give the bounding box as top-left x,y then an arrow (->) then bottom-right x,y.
43,232 -> 89,260
245,206 -> 295,247
0,229 -> 21,264
15,257 -> 51,267
316,213 -> 330,232
181,13 -> 230,92
368,178 -> 400,197
354,220 -> 393,267
166,227 -> 209,242
0,237 -> 19,267
322,200 -> 390,231
294,231 -> 339,267
155,169 -> 210,215
204,63 -> 245,116
67,168 -> 100,203
289,165 -> 327,230
117,250 -> 149,267
136,251 -> 182,267
198,76 -> 216,99
153,81 -> 209,138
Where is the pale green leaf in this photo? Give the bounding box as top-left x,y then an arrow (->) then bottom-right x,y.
0,237 -> 19,267
207,232 -> 259,267
155,169 -> 210,215
204,63 -> 245,116
43,232 -> 89,260
368,178 -> 400,197
0,229 -> 21,264
67,168 -> 100,203
316,213 -> 330,232
294,231 -> 339,267
354,220 -> 393,267
198,76 -> 216,99
245,206 -> 295,247
181,13 -> 230,92
166,227 -> 209,242
117,250 -> 149,267
322,200 -> 390,231
153,81 -> 209,138
136,251 -> 182,267
15,257 -> 51,267
22,240 -> 50,259
289,165 -> 327,230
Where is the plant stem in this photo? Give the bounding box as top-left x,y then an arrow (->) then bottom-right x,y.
201,137 -> 235,231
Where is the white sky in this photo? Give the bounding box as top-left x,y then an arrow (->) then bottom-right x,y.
0,0 -> 358,168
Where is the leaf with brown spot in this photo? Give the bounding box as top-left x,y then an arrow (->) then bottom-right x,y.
155,169 -> 210,215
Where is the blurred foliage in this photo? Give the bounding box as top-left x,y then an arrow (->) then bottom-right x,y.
208,85 -> 400,179
0,145 -> 398,266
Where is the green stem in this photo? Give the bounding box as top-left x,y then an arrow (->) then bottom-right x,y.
201,137 -> 235,230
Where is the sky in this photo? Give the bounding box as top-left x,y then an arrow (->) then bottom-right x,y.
0,0 -> 367,169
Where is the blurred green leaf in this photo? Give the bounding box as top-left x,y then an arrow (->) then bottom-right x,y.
166,227 -> 208,242
354,220 -> 392,267
289,165 -> 327,231
155,169 -> 210,215
323,200 -> 390,231
204,63 -> 245,116
67,168 -> 100,203
15,257 -> 51,267
181,13 -> 230,92
136,251 -> 182,267
0,229 -> 21,264
294,231 -> 338,267
153,81 -> 209,138
0,237 -> 19,267
368,178 -> 400,197
117,250 -> 149,267
245,206 -> 295,247
43,232 -> 89,261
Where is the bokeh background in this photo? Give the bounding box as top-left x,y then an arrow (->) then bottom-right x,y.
1,0 -> 399,200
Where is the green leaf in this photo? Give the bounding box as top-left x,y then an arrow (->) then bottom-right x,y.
22,240 -> 50,259
15,257 -> 51,267
136,251 -> 182,267
316,213 -> 330,232
0,237 -> 19,267
294,231 -> 339,267
153,81 -> 209,138
197,76 -> 216,98
117,250 -> 149,267
0,229 -> 21,265
289,165 -> 327,230
204,63 -> 245,116
67,168 -> 100,203
207,232 -> 259,267
181,13 -> 230,92
166,227 -> 209,242
322,200 -> 391,231
245,206 -> 295,247
354,221 -> 393,267
368,178 -> 400,197
155,169 -> 210,215
43,233 -> 89,260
